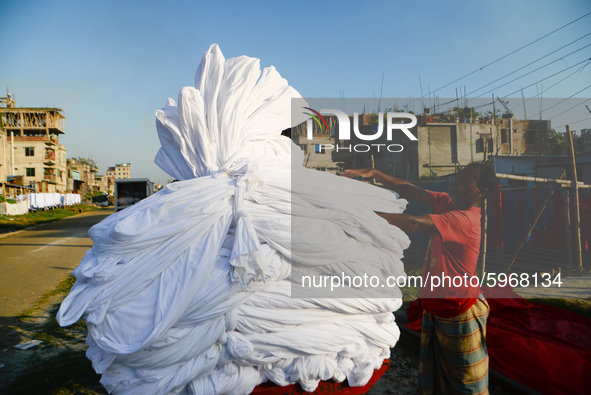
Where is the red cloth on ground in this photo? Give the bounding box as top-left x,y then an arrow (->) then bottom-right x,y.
406,285 -> 591,394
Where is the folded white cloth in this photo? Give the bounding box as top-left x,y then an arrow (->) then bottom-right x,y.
57,44 -> 410,395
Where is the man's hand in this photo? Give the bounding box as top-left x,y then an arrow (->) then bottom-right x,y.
341,168 -> 433,207
341,168 -> 377,179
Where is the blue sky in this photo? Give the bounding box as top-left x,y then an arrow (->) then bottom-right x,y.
1,0 -> 590,182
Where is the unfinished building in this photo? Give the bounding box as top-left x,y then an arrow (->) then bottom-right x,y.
0,100 -> 67,193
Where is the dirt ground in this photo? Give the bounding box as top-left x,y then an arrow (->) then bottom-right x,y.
1,290 -> 513,394
0,287 -> 423,394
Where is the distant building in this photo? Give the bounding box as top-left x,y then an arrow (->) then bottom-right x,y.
0,100 -> 68,192
107,163 -> 131,179
291,111 -> 553,181
67,157 -> 98,196
408,115 -> 551,180
572,128 -> 591,154
93,175 -> 111,195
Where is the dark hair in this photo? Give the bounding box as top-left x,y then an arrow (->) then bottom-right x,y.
463,163 -> 498,197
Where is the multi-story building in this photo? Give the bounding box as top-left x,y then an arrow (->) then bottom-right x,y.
67,157 -> 98,196
0,99 -> 68,192
107,163 -> 131,179
573,128 -> 591,154
291,111 -> 553,181
93,174 -> 113,195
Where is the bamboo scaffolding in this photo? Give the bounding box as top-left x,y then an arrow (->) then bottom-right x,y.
495,173 -> 589,187
505,170 -> 566,272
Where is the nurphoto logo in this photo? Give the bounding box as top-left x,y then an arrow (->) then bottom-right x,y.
303,108 -> 418,153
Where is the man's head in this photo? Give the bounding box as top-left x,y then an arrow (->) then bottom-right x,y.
449,163 -> 498,208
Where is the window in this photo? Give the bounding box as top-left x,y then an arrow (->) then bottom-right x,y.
501,129 -> 508,144
450,127 -> 458,163
487,138 -> 494,153
476,138 -> 484,153
26,168 -> 35,177
25,147 -> 35,156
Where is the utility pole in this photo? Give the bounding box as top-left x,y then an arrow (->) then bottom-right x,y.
470,108 -> 474,163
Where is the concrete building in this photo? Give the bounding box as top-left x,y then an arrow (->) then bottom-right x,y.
573,128 -> 591,154
407,115 -> 551,180
67,157 -> 98,196
0,99 -> 68,192
107,163 -> 131,179
291,111 -> 552,182
93,174 -> 113,195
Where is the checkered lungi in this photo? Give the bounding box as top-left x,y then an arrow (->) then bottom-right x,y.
419,297 -> 490,395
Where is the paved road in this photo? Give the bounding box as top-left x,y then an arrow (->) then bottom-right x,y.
0,209 -> 112,317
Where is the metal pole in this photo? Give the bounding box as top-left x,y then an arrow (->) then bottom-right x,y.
566,125 -> 583,272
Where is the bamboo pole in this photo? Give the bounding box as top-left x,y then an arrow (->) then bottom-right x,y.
563,189 -> 572,271
480,198 -> 488,273
495,173 -> 586,186
566,125 -> 583,272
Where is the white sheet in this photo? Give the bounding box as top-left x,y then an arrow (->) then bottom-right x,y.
57,44 -> 410,395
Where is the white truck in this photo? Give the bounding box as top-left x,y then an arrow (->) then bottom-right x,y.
114,178 -> 154,212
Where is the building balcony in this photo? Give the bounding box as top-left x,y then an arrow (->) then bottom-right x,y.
0,108 -> 65,134
44,174 -> 57,183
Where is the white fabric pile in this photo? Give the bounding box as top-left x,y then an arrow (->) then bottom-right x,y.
27,192 -> 81,210
57,44 -> 410,395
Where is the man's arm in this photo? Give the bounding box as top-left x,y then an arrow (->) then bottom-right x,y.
341,168 -> 433,207
376,212 -> 439,234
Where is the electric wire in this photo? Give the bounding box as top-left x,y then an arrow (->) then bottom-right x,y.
555,117 -> 591,129
469,37 -> 591,97
510,62 -> 590,111
533,95 -> 591,121
409,12 -> 591,106
500,59 -> 591,99
436,47 -> 591,109
437,58 -> 591,112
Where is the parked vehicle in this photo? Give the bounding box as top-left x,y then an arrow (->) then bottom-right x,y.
91,194 -> 110,207
114,178 -> 154,212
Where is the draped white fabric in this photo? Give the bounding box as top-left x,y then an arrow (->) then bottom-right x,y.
57,44 -> 410,395
27,193 -> 81,210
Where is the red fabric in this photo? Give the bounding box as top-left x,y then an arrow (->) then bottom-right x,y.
492,190 -> 590,260
406,285 -> 591,394
486,184 -> 503,250
420,191 -> 481,317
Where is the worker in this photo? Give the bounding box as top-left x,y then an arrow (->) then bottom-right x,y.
342,163 -> 498,395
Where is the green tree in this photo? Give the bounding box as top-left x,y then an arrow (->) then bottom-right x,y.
547,129 -> 568,155
454,106 -> 480,119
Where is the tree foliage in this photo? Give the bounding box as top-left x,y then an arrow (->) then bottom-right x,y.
547,129 -> 568,155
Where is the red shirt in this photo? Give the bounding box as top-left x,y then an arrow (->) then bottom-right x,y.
420,191 -> 482,317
